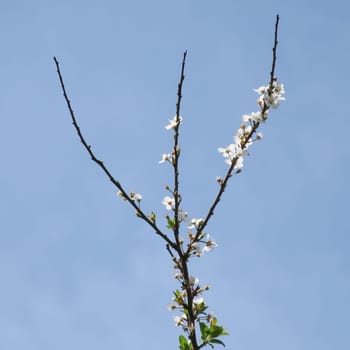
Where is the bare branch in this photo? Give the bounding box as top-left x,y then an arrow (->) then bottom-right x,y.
270,14 -> 280,88
53,57 -> 176,250
173,51 -> 187,249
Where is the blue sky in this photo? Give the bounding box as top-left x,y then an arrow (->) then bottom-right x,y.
1,0 -> 349,349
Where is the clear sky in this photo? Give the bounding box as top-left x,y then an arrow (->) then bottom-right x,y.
1,0 -> 349,349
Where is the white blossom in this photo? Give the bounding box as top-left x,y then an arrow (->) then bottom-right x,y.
243,124 -> 253,136
191,243 -> 202,256
178,209 -> 188,222
134,193 -> 142,202
233,156 -> 244,171
202,234 -> 218,253
162,196 -> 175,210
219,125 -> 252,168
159,153 -> 172,164
242,114 -> 250,123
188,218 -> 204,229
254,85 -> 266,95
174,313 -> 186,327
217,144 -> 236,159
189,276 -> 199,285
193,297 -> 204,305
165,115 -> 182,130
251,111 -> 264,122
242,111 -> 263,123
130,192 -> 142,202
255,81 -> 285,109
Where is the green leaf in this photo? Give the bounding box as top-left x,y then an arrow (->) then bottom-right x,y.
197,302 -> 207,314
179,335 -> 187,347
167,217 -> 176,230
209,339 -> 226,347
179,335 -> 190,350
210,317 -> 217,327
149,211 -> 156,223
200,322 -> 209,339
209,325 -> 224,338
198,232 -> 206,240
173,289 -> 184,305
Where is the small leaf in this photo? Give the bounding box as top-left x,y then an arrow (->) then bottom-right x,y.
149,211 -> 156,223
209,339 -> 226,347
209,325 -> 224,338
179,335 -> 187,346
179,335 -> 190,350
200,322 -> 209,339
210,317 -> 218,327
197,302 -> 207,314
198,232 -> 206,240
167,217 -> 176,229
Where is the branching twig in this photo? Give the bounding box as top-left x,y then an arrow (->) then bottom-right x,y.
53,57 -> 177,250
55,15 -> 282,350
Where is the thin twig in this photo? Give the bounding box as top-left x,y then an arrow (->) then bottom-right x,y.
53,57 -> 176,250
173,51 -> 187,249
270,14 -> 280,89
190,124 -> 259,249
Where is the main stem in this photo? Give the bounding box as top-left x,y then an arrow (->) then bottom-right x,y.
172,51 -> 200,350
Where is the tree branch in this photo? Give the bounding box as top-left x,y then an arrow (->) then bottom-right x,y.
173,51 -> 187,249
191,14 -> 281,244
53,57 -> 176,250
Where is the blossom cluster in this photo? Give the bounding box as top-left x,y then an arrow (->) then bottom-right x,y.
161,197 -> 217,257
255,80 -> 285,109
170,279 -> 211,327
218,80 -> 285,172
